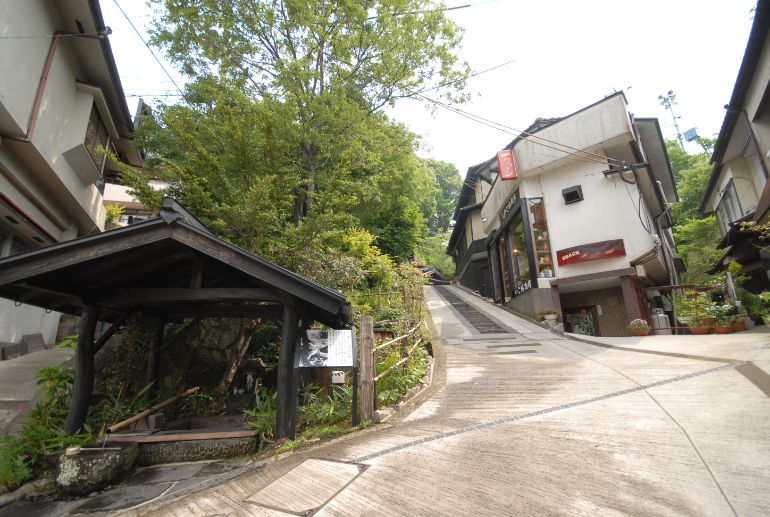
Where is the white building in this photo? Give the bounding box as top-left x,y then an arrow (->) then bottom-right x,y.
699,0 -> 770,290
0,0 -> 141,347
449,93 -> 681,336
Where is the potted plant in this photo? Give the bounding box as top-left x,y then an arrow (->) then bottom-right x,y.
682,290 -> 713,334
730,315 -> 746,332
713,316 -> 732,334
628,319 -> 651,336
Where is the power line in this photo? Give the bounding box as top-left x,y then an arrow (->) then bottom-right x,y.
400,58 -> 517,100
366,0 -> 503,20
410,92 -> 621,166
111,0 -> 185,97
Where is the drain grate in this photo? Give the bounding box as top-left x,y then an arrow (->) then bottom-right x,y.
434,287 -> 512,334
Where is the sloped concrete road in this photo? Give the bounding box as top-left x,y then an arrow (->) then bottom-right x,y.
120,286 -> 769,515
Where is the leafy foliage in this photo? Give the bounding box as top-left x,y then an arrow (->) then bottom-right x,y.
148,0 -> 469,226
666,139 -> 723,283
243,386 -> 278,449
0,366 -> 90,489
424,159 -> 462,234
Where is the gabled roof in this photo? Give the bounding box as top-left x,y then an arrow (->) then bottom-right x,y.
0,198 -> 350,327
700,0 -> 770,213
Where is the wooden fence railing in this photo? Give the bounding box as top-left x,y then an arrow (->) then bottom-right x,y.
357,316 -> 426,421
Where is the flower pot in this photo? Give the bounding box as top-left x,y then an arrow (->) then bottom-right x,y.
730,319 -> 746,332
713,325 -> 732,334
689,325 -> 711,335
700,317 -> 716,326
629,328 -> 650,336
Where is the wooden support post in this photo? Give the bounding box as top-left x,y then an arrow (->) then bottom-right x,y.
376,288 -> 382,311
275,304 -> 298,439
145,319 -> 165,393
358,316 -> 375,422
64,306 -> 100,435
93,312 -> 129,354
189,256 -> 204,288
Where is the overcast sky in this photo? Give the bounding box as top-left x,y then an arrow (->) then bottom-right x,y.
102,0 -> 758,176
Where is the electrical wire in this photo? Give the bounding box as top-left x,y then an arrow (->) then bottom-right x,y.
111,0 -> 185,97
366,0 -> 504,20
400,58 -> 518,99
410,92 -> 620,167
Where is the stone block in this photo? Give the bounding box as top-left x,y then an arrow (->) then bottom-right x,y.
56,443 -> 138,495
136,436 -> 257,465
0,342 -> 23,360
21,334 -> 45,353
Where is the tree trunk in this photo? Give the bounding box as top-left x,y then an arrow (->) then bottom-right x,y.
293,141 -> 319,224
215,319 -> 259,394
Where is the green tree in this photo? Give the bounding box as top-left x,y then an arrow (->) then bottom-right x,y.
150,0 -> 470,224
673,216 -> 722,284
666,139 -> 713,222
665,138 -> 723,282
424,159 -> 462,234
414,230 -> 454,274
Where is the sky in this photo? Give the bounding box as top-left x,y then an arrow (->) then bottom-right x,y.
101,0 -> 758,177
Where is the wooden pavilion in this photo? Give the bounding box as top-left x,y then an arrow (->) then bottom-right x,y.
0,198 -> 350,438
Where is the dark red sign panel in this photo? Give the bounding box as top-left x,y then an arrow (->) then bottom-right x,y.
497,150 -> 517,181
556,239 -> 626,266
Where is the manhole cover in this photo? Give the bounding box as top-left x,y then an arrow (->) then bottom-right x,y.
246,459 -> 365,515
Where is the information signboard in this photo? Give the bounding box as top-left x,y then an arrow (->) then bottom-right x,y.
297,329 -> 355,368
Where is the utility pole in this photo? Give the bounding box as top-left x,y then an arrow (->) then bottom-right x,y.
658,90 -> 684,149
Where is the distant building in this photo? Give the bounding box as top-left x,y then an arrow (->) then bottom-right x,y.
446,165 -> 492,297
699,0 -> 770,290
0,0 -> 141,347
448,93 -> 681,336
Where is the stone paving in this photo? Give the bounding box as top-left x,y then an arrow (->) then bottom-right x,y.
3,285 -> 770,515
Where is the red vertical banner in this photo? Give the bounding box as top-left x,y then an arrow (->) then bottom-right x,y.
497,150 -> 517,180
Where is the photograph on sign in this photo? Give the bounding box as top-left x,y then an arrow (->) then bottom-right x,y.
298,329 -> 354,368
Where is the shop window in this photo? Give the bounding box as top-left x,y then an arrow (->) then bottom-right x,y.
528,198 -> 554,278
562,185 -> 583,204
85,104 -> 109,175
498,233 -> 511,300
508,213 -> 532,295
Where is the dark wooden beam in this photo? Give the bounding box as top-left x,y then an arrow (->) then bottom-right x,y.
98,288 -> 285,308
275,304 -> 298,439
64,306 -> 100,434
154,318 -> 202,354
170,227 -> 346,317
189,256 -> 204,288
0,222 -> 173,286
155,305 -> 283,320
16,283 -> 83,307
86,252 -> 189,289
145,319 -> 165,394
93,312 -> 130,354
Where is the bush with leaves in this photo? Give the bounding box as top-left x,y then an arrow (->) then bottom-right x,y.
0,366 -> 91,489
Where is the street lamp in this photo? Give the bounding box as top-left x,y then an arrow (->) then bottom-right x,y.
658,90 -> 684,149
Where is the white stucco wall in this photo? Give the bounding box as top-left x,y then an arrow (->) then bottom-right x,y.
0,0 -> 106,234
0,299 -> 60,345
526,160 -> 657,279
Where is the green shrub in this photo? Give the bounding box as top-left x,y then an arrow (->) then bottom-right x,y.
0,435 -> 31,488
0,365 -> 91,489
376,351 -> 427,407
243,387 -> 277,449
299,384 -> 351,428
